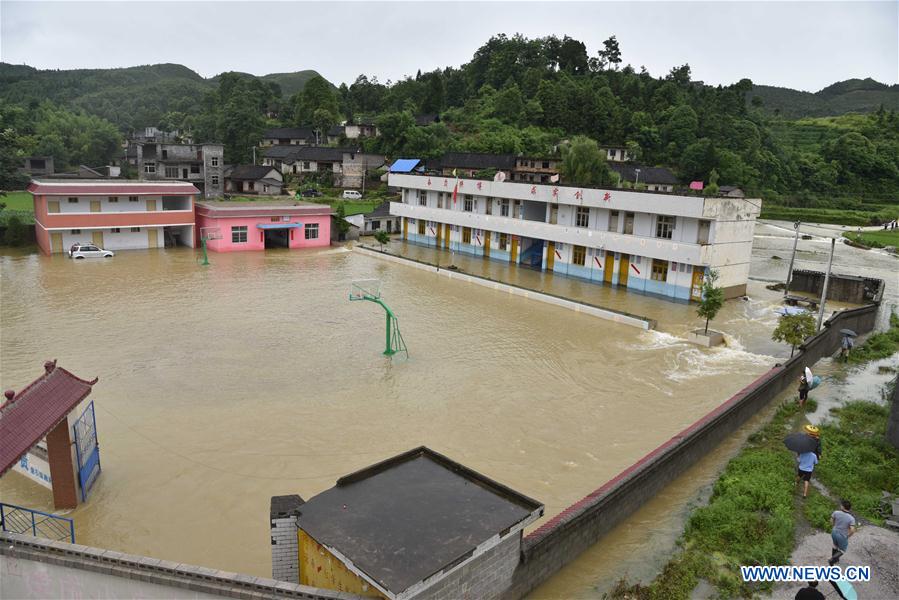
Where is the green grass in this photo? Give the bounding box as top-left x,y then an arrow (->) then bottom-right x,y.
1,191 -> 33,211
609,403 -> 803,599
803,487 -> 836,531
760,205 -> 899,226
843,230 -> 899,249
815,401 -> 899,524
848,312 -> 899,364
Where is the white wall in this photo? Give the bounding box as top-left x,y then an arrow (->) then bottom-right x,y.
53,196 -> 163,213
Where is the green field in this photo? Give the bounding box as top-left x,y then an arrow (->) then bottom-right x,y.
843,229 -> 899,249
1,191 -> 33,211
761,204 -> 899,226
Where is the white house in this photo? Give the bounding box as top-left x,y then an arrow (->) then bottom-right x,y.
388,173 -> 761,301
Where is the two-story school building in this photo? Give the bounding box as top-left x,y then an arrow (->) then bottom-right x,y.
29,179 -> 198,254
388,174 -> 761,301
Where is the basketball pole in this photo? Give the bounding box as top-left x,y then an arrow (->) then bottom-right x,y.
201,238 -> 210,266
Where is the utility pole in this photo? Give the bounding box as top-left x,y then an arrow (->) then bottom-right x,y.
634,168 -> 641,187
816,237 -> 836,332
784,221 -> 801,297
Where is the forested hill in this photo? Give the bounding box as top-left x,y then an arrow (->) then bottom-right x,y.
2,35 -> 898,211
748,78 -> 899,118
0,62 -> 327,131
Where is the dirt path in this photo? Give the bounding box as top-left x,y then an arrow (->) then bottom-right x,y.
770,525 -> 899,599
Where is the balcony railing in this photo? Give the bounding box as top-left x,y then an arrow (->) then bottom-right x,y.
391,202 -> 705,264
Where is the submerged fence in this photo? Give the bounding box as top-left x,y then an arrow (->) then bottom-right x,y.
0,502 -> 75,543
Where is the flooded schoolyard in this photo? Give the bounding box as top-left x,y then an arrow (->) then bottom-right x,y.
0,220 -> 895,584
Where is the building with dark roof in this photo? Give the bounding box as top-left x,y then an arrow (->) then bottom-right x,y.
436,152 -> 518,179
224,165 -> 284,195
261,146 -> 384,189
270,447 -> 543,598
261,127 -> 316,146
21,156 -> 55,176
361,200 -> 401,235
121,133 -> 224,198
608,163 -> 678,193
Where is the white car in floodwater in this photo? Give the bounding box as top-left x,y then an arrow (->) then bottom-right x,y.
69,243 -> 115,259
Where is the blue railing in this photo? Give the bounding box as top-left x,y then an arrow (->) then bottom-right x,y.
0,502 -> 75,543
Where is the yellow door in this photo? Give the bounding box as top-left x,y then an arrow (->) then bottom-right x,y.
92,231 -> 104,247
619,254 -> 630,286
546,241 -> 555,271
403,217 -> 408,240
50,232 -> 63,253
147,228 -> 158,248
483,232 -> 490,258
146,199 -> 156,211
691,267 -> 705,301
604,253 -> 614,283
47,200 -> 60,213
436,222 -> 442,246
90,200 -> 101,212
510,236 -> 519,263
443,223 -> 450,249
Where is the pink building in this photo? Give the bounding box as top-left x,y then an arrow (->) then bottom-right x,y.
194,201 -> 332,251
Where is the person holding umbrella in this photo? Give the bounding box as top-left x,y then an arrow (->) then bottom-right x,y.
838,329 -> 856,362
784,428 -> 820,498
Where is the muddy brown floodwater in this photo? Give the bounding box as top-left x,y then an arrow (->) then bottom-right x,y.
0,219 -> 895,593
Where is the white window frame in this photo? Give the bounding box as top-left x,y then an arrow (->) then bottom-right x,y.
304,223 -> 319,240
575,207 -> 589,228
232,225 -> 248,244
210,157 -> 219,167
655,215 -> 675,240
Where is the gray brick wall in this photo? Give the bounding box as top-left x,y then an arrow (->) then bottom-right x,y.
414,533 -> 521,600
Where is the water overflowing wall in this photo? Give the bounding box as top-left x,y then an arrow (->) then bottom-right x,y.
790,269 -> 884,304
503,303 -> 879,598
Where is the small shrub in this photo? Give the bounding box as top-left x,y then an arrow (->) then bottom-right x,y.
3,215 -> 28,246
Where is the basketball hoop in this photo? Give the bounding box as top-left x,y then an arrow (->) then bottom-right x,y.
200,227 -> 222,241
349,279 -> 381,301
198,227 -> 222,266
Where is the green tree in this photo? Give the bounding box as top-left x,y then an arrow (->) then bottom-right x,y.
0,128 -> 29,191
772,312 -> 816,357
598,36 -> 622,70
335,202 -> 350,239
560,135 -> 613,186
696,269 -> 724,334
703,168 -> 720,196
294,75 -> 340,125
3,215 -> 28,246
374,229 -> 390,251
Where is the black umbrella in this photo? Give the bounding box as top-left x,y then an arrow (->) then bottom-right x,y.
840,329 -> 857,337
784,432 -> 818,453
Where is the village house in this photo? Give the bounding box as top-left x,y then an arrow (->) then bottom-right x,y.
262,146 -> 384,188
513,156 -> 562,183
224,165 -> 284,195
600,145 -> 631,162
608,163 -> 678,193
434,152 -> 518,180
124,136 -> 224,198
29,178 -> 198,254
260,127 -> 316,146
358,201 -> 400,235
326,122 -> 379,144
21,156 -> 55,176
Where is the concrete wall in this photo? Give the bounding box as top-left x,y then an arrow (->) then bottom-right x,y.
887,374 -> 899,450
0,532 -> 360,600
502,302 -> 879,598
790,269 -> 884,304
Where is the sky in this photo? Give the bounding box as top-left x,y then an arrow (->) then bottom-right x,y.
1,0 -> 897,92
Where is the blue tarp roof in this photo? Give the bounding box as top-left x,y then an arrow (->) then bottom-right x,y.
389,159 -> 421,173
256,223 -> 303,229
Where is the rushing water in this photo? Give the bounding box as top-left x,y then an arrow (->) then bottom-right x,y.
0,219 -> 895,590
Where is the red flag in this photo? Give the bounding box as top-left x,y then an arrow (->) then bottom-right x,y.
452,169 -> 459,204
